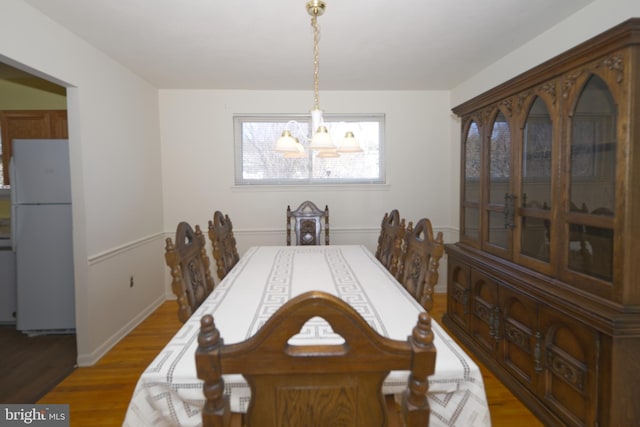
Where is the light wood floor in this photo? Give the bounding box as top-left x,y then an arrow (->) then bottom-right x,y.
39,293 -> 543,426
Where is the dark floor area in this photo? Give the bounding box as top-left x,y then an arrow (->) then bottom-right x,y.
0,324 -> 76,403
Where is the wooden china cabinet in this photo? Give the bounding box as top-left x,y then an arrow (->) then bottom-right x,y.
443,19 -> 640,427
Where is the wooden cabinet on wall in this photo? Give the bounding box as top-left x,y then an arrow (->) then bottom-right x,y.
0,110 -> 68,185
443,19 -> 640,427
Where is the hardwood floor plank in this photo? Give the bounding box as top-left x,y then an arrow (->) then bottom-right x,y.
39,302 -> 182,426
0,325 -> 76,404
39,294 -> 543,426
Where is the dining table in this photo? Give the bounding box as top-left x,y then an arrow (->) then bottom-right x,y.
123,245 -> 492,426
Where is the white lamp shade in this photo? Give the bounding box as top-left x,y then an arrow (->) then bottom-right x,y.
283,138 -> 306,158
284,150 -> 307,158
316,148 -> 339,158
337,131 -> 363,152
309,126 -> 335,150
275,130 -> 299,152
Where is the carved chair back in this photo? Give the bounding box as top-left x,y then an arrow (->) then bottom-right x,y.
375,209 -> 406,275
196,291 -> 435,427
286,200 -> 329,246
165,222 -> 215,323
208,211 -> 240,281
396,218 -> 445,311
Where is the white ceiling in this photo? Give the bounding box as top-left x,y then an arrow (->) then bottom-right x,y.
21,0 -> 595,90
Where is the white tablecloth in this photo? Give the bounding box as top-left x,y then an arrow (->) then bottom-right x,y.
123,245 -> 491,426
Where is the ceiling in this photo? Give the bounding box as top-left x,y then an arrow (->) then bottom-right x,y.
18,0 -> 595,90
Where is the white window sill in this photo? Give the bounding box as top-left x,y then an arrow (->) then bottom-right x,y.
231,183 -> 390,192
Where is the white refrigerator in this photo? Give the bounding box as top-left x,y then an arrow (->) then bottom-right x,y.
11,139 -> 75,333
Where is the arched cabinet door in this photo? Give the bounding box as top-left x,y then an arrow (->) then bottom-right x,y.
515,95 -> 554,274
562,74 -> 617,292
484,110 -> 513,258
461,119 -> 482,247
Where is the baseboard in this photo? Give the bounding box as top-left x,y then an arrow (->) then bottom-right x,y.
76,294 -> 166,366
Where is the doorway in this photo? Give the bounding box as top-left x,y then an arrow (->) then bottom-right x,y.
0,61 -> 76,403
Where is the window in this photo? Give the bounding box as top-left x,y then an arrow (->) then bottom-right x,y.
234,114 -> 385,185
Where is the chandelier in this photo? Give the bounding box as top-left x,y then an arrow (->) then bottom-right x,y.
275,0 -> 362,156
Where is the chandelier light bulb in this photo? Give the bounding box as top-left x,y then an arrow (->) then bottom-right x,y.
337,131 -> 363,153
275,130 -> 299,152
309,125 -> 335,150
316,148 -> 339,158
274,0 -> 361,156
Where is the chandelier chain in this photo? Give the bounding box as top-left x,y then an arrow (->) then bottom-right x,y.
312,14 -> 320,111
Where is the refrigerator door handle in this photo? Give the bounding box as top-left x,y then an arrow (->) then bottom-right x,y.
10,157 -> 17,251
11,206 -> 17,252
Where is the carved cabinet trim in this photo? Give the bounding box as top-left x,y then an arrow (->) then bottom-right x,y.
444,19 -> 640,427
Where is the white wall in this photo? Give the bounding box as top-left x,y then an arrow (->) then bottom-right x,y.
0,79 -> 67,109
159,89 -> 457,291
451,0 -> 640,106
1,0 -> 165,365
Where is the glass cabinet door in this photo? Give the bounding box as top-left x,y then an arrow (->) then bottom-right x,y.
463,121 -> 481,243
485,111 -> 512,255
567,74 -> 616,282
519,97 -> 553,264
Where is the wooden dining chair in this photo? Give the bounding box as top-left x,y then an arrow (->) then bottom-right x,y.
396,218 -> 445,312
375,209 -> 407,275
208,211 -> 240,281
165,221 -> 215,323
286,200 -> 329,246
196,291 -> 435,427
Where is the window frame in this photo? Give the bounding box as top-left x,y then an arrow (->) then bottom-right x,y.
233,113 -> 386,186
